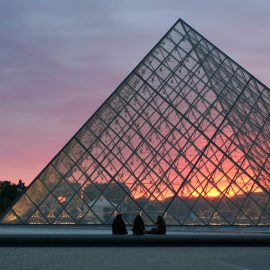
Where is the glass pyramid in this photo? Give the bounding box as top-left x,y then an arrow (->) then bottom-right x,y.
2,18 -> 270,225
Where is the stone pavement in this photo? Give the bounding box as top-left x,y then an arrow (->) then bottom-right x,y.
0,246 -> 268,270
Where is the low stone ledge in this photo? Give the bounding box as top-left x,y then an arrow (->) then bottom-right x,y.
0,233 -> 270,246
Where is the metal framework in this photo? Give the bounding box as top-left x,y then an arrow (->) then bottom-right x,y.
2,18 -> 270,225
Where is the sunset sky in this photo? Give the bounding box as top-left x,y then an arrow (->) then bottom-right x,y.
1,0 -> 270,186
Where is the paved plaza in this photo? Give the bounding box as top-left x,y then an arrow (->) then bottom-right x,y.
0,227 -> 269,269
0,246 -> 268,270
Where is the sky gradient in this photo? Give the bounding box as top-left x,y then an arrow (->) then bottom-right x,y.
1,0 -> 270,185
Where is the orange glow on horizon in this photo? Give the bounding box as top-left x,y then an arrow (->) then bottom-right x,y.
128,172 -> 264,201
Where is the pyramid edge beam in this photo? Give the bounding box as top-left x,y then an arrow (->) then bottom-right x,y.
178,18 -> 270,92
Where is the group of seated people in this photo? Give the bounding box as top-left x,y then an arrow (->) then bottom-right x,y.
112,214 -> 166,235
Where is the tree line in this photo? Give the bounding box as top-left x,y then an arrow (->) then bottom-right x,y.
0,180 -> 26,215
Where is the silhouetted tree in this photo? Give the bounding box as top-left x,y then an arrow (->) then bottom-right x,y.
0,180 -> 26,214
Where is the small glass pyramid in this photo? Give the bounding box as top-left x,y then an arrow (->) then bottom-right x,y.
2,18 -> 270,225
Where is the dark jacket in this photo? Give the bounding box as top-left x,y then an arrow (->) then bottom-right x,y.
155,216 -> 166,234
149,216 -> 166,234
132,215 -> 145,235
112,214 -> 128,235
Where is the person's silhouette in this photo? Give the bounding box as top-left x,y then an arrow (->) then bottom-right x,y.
146,216 -> 166,234
132,215 -> 145,235
112,214 -> 128,235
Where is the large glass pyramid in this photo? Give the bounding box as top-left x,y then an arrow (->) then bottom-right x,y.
2,18 -> 270,225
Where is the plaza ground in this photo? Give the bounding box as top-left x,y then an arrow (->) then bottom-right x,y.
0,246 -> 268,270
0,226 -> 269,269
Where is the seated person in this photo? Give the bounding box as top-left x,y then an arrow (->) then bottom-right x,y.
132,215 -> 145,235
146,215 -> 166,235
112,214 -> 128,235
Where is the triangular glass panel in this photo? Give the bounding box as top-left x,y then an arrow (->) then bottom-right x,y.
65,194 -> 89,223
1,209 -> 21,224
80,209 -> 102,224
53,210 -> 75,224
28,210 -> 48,224
89,195 -> 117,224
11,194 -> 37,223
38,195 -> 64,223
209,211 -> 230,225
